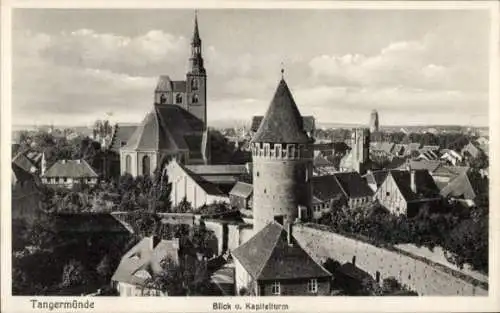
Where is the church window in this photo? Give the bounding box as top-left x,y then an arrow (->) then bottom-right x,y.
192,94 -> 199,103
191,79 -> 198,91
125,155 -> 132,174
142,155 -> 151,176
160,93 -> 167,104
176,93 -> 183,104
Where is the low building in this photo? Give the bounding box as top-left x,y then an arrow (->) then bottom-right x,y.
231,222 -> 332,296
111,236 -> 180,297
41,159 -> 98,188
229,181 -> 253,212
461,141 -> 484,159
440,171 -> 487,206
311,172 -> 374,218
313,153 -> 337,176
165,160 -> 230,209
440,149 -> 463,166
374,169 -> 441,217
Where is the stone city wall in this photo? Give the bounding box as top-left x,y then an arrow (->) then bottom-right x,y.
293,224 -> 487,296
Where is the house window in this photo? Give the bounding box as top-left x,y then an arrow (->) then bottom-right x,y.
308,278 -> 318,293
176,93 -> 183,104
386,192 -> 390,196
271,281 -> 280,295
192,94 -> 199,103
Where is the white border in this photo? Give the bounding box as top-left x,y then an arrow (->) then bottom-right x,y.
1,1 -> 499,312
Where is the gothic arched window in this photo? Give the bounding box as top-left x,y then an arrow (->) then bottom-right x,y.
175,93 -> 183,104
192,94 -> 199,104
125,155 -> 132,174
142,155 -> 150,176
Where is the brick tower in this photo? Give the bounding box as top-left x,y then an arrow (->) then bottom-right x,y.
251,76 -> 314,233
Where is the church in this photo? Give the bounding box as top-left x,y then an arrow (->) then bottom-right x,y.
119,13 -> 210,177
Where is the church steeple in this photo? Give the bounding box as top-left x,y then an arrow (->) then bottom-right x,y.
189,11 -> 205,74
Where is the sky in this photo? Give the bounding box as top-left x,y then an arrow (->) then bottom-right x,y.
12,8 -> 491,127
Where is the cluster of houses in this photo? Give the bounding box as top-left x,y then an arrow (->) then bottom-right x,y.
11,13 -> 490,297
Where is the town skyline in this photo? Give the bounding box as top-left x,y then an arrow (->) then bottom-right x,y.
12,9 -> 490,127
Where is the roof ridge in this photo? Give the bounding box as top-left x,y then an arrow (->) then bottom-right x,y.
253,222 -> 285,279
333,174 -> 349,198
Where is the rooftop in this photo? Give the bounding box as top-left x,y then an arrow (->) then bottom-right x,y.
42,159 -> 98,178
231,222 -> 331,280
251,79 -> 310,144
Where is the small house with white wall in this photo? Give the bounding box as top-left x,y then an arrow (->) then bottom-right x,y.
374,169 -> 441,217
165,160 -> 230,209
111,236 -> 180,297
41,159 -> 98,188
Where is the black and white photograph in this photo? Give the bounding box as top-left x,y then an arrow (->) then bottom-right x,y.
1,1 -> 499,312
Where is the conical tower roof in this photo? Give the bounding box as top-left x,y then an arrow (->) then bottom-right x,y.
252,79 -> 310,144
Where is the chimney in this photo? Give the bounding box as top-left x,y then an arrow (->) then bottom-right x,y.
410,170 -> 417,193
287,223 -> 293,246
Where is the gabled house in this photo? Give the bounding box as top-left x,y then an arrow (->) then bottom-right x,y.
311,172 -> 374,219
231,222 -> 332,296
111,236 -> 180,296
41,159 -> 98,188
440,171 -> 487,206
374,169 -> 441,217
461,141 -> 483,159
313,153 -> 337,176
440,149 -> 463,166
229,181 -> 253,212
364,170 -> 390,193
165,160 -> 230,209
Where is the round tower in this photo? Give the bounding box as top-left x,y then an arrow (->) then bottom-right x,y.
251,78 -> 313,233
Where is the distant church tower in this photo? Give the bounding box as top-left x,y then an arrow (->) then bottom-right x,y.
369,109 -> 379,133
251,74 -> 313,233
351,128 -> 370,174
186,12 -> 207,128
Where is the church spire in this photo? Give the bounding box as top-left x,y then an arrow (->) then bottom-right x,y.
189,10 -> 205,74
192,10 -> 201,44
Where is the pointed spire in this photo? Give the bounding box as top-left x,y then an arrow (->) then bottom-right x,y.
192,10 -> 201,44
280,62 -> 285,79
252,78 -> 309,144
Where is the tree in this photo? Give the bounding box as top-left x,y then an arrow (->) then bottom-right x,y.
60,259 -> 88,288
96,255 -> 113,281
176,197 -> 193,213
142,258 -> 186,296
